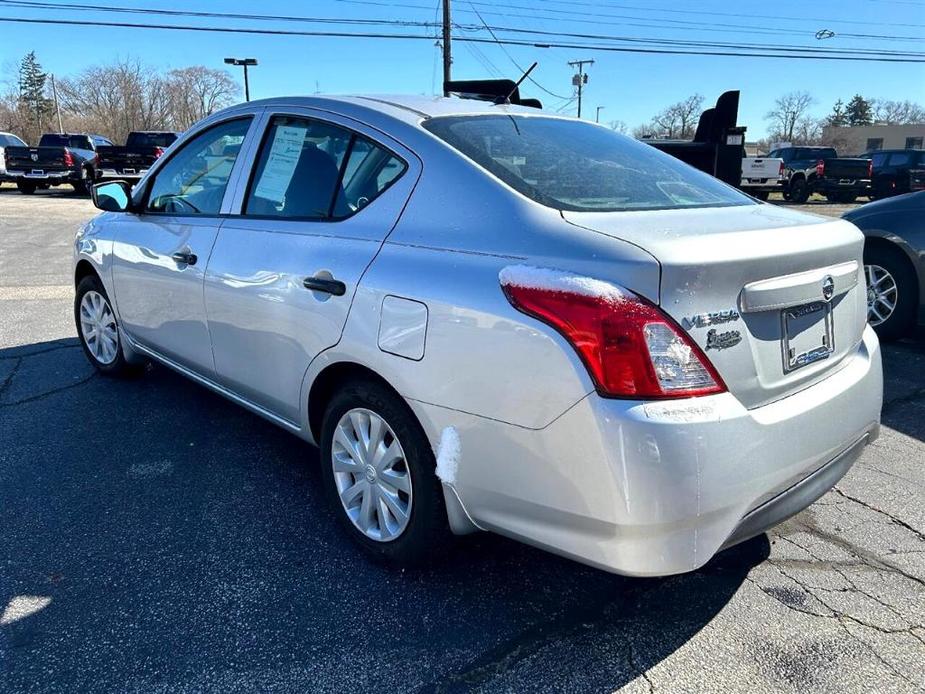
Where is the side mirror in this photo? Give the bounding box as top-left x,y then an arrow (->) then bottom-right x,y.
91,181 -> 133,212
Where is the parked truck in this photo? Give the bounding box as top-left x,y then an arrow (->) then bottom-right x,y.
767,146 -> 872,203
4,133 -> 113,195
0,132 -> 28,182
740,154 -> 785,200
96,131 -> 179,182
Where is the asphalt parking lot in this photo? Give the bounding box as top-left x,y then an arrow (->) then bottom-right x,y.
1,187 -> 923,693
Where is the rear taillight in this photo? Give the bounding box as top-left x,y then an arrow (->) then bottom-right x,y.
499,266 -> 726,399
63,149 -> 74,167
867,160 -> 873,179
153,146 -> 165,158
816,159 -> 825,177
779,161 -> 785,177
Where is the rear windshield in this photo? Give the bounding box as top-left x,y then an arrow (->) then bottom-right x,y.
127,132 -> 177,148
39,134 -> 92,149
423,115 -> 753,212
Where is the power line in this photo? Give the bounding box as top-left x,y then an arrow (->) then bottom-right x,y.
0,16 -> 923,63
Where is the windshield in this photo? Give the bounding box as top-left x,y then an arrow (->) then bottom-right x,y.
423,115 -> 753,212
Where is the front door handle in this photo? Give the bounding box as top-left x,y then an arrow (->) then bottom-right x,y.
171,250 -> 198,266
303,276 -> 346,296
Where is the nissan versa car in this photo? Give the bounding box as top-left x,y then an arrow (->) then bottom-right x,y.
74,96 -> 883,577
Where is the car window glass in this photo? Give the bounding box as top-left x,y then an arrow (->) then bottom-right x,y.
332,135 -> 406,217
245,116 -> 353,219
146,117 -> 251,216
871,152 -> 888,167
424,115 -> 751,212
888,152 -> 911,167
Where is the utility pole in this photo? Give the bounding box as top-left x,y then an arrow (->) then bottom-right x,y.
595,106 -> 604,123
568,59 -> 594,119
224,57 -> 258,102
51,74 -> 63,133
442,0 -> 452,95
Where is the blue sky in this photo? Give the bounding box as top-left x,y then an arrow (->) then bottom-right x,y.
1,0 -> 923,138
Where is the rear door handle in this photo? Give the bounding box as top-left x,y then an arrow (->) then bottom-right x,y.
171,250 -> 198,266
303,276 -> 346,296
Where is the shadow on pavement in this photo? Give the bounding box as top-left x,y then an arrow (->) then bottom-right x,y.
878,334 -> 925,443
0,338 -> 770,692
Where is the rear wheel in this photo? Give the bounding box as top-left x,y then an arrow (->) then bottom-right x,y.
789,177 -> 810,203
74,274 -> 143,376
863,244 -> 917,341
872,177 -> 896,200
17,181 -> 36,195
319,378 -> 449,566
73,167 -> 93,195
751,190 -> 770,201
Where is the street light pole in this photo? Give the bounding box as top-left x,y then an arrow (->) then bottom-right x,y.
224,57 -> 258,102
595,106 -> 604,123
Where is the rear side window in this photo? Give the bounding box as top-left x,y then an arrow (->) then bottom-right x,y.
423,115 -> 751,212
0,134 -> 25,147
871,152 -> 888,167
244,115 -> 406,220
888,152 -> 911,167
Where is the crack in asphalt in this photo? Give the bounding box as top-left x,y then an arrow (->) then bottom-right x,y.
832,486 -> 925,543
0,356 -> 23,395
0,371 -> 97,408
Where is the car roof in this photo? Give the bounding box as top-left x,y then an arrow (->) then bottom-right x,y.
242,94 -> 554,126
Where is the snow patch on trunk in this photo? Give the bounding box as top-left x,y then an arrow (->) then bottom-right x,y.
499,264 -> 625,304
435,427 -> 461,485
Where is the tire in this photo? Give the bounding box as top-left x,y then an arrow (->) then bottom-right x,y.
873,177 -> 896,200
73,167 -> 93,196
17,181 -> 36,195
74,274 -> 143,376
789,177 -> 810,203
751,190 -> 770,201
826,192 -> 857,204
319,378 -> 450,566
863,244 -> 917,341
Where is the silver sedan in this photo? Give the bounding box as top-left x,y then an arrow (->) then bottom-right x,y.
74,95 -> 882,576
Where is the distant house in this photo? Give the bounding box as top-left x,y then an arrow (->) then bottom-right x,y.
822,123 -> 925,155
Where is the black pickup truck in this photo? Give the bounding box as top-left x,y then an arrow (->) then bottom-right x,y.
767,146 -> 872,203
4,132 -> 112,195
861,149 -> 925,199
97,131 -> 179,182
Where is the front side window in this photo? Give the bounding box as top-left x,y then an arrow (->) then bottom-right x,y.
423,115 -> 752,212
888,152 -> 911,167
244,115 -> 406,219
145,118 -> 251,216
871,152 -> 889,167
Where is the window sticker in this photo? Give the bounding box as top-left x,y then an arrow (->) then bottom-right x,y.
254,125 -> 307,203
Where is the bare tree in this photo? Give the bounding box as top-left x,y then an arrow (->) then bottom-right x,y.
764,91 -> 815,143
166,66 -> 239,131
641,94 -> 704,139
607,119 -> 628,134
57,58 -> 170,141
872,99 -> 925,124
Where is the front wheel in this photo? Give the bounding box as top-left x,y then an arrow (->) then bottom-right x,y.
73,167 -> 93,196
320,379 -> 450,566
74,274 -> 143,376
864,245 -> 917,341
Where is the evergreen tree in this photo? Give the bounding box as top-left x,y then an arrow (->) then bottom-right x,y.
18,51 -> 52,131
845,94 -> 873,126
825,99 -> 848,127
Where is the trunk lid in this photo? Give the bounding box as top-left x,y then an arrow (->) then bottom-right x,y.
563,204 -> 868,409
741,157 -> 782,181
821,158 -> 870,181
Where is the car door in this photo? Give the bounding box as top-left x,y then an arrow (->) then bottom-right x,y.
110,115 -> 259,376
203,109 -> 420,424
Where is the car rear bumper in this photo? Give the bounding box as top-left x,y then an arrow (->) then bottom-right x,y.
412,326 -> 882,576
7,169 -> 80,183
814,178 -> 871,195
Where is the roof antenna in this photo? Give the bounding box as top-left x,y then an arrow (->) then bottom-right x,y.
495,61 -> 538,105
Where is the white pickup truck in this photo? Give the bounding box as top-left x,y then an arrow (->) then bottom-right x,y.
740,155 -> 785,201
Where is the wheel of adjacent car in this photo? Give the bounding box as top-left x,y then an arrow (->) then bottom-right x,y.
863,244 -> 917,341
17,181 -> 36,195
872,177 -> 896,200
789,178 -> 810,203
73,167 -> 93,196
319,378 -> 449,565
74,274 -> 142,376
751,190 -> 769,201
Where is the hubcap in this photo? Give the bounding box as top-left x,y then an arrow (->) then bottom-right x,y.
332,408 -> 412,542
79,290 -> 119,365
865,264 -> 898,327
